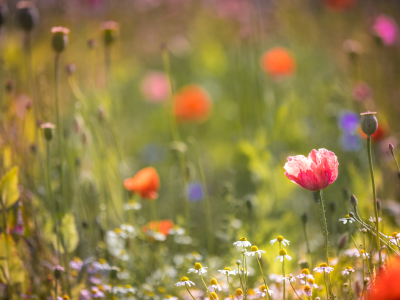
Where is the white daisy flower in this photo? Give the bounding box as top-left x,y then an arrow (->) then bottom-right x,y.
239,268 -> 250,276
297,268 -> 313,279
270,235 -> 290,247
235,288 -> 244,300
218,267 -> 237,276
256,285 -> 274,298
354,249 -> 370,259
300,277 -> 318,289
275,248 -> 292,262
269,274 -> 282,283
344,248 -> 359,257
120,223 -> 136,238
163,296 -> 179,300
342,267 -> 355,275
313,263 -> 334,273
233,237 -> 252,248
282,274 -> 296,283
208,278 -> 222,292
124,200 -> 142,211
303,285 -> 312,297
369,216 -> 382,223
169,227 -> 186,236
175,277 -> 195,287
389,232 -> 400,245
188,263 -> 207,275
245,245 -> 266,259
107,228 -> 128,239
339,214 -> 354,224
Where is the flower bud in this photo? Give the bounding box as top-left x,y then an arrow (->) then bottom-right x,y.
40,122 -> 56,141
376,198 -> 381,211
299,260 -> 309,270
65,63 -> 76,76
101,21 -> 119,46
16,1 -> 39,32
350,194 -> 358,206
328,201 -> 336,213
51,27 -> 70,53
301,213 -> 308,225
389,143 -> 395,152
360,112 -> 378,136
236,260 -> 241,265
0,4 -> 8,27
87,38 -> 97,49
361,228 -> 367,233
53,265 -> 64,280
349,212 -> 355,218
342,39 -> 363,60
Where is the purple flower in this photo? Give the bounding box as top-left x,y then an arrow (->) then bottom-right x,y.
69,258 -> 83,271
91,287 -> 105,298
373,14 -> 399,46
79,289 -> 91,300
339,111 -> 359,133
186,182 -> 204,202
340,133 -> 362,152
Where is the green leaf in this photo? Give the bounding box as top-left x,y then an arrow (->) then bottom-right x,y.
54,213 -> 79,254
0,233 -> 24,285
0,167 -> 20,209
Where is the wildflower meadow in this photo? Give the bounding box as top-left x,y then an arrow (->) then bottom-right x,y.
1,0 -> 400,300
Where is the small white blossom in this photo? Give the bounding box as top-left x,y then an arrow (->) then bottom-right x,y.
339,215 -> 354,224
233,238 -> 252,248
313,264 -> 334,273
245,246 -> 266,259
342,267 -> 355,275
175,277 -> 195,287
369,216 -> 382,223
270,235 -> 290,247
218,268 -> 237,276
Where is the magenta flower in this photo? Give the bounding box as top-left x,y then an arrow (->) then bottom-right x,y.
284,149 -> 339,191
352,82 -> 372,102
373,14 -> 399,46
141,71 -> 170,103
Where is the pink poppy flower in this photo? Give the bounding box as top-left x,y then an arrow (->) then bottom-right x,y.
373,14 -> 399,46
141,71 -> 170,103
284,149 -> 339,191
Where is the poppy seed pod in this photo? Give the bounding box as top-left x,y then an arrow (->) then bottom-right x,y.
350,194 -> 358,206
299,260 -> 309,270
40,122 -> 56,141
0,3 -> 8,27
16,1 -> 39,32
100,21 -> 119,46
301,213 -> 308,225
51,27 -> 70,53
360,112 -> 378,136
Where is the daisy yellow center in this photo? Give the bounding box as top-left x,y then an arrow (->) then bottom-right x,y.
236,289 -> 243,296
98,258 -> 107,264
307,278 -> 315,284
92,290 -> 98,295
302,268 -> 310,275
319,263 -> 328,268
181,277 -> 189,281
210,292 -> 218,300
114,228 -> 123,234
125,285 -> 132,288
392,232 -> 398,237
260,284 -> 266,291
345,214 -> 350,218
240,237 -> 247,241
279,249 -> 287,256
158,287 -> 166,293
304,285 -> 311,292
194,263 -> 202,270
124,223 -> 132,226
251,246 -> 259,252
73,257 -> 82,262
248,289 -> 255,295
210,278 -> 218,285
62,296 -> 70,300
98,286 -> 104,292
360,249 -> 365,254
277,235 -> 284,242
224,267 -> 231,271
347,267 -> 353,270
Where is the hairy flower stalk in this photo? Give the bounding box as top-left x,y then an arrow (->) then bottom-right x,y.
361,112 -> 382,265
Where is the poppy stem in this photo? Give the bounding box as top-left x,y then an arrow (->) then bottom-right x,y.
366,136 -> 382,265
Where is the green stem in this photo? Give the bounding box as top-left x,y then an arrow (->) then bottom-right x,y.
200,275 -> 212,297
290,282 -> 303,300
256,258 -> 271,300
227,274 -> 234,300
282,258 -> 286,300
302,222 -> 313,267
1,201 -> 11,298
185,285 -> 196,300
367,137 -> 382,265
389,148 -> 400,173
324,272 -> 329,300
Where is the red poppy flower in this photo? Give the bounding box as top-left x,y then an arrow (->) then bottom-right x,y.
142,220 -> 174,236
124,167 -> 160,200
359,125 -> 387,142
284,148 -> 339,192
367,259 -> 400,300
173,85 -> 211,122
261,47 -> 296,77
324,0 -> 356,11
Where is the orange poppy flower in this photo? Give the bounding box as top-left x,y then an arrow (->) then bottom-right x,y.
124,167 -> 160,200
324,0 -> 356,11
173,85 -> 211,122
367,258 -> 400,300
359,124 -> 387,142
142,219 -> 174,236
261,47 -> 296,77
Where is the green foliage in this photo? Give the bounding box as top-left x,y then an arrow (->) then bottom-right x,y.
0,234 -> 24,285
0,167 -> 20,210
54,213 -> 80,254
